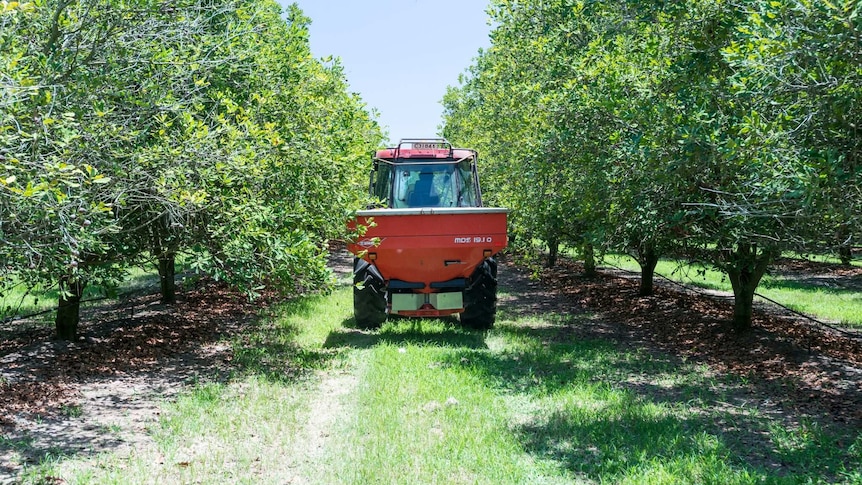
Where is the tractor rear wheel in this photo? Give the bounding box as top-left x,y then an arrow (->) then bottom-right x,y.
353,258 -> 387,329
461,258 -> 498,330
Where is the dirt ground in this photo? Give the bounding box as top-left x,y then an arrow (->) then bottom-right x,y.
1,251 -> 860,479
0,283 -> 263,479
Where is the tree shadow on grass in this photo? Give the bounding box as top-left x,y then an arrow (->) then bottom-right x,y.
443,321 -> 859,482
511,392 -> 858,483
231,297 -> 345,383
235,304 -> 489,386
232,339 -> 339,384
323,316 -> 489,350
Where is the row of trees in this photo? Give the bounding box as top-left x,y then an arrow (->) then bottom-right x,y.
1,0 -> 383,339
443,0 -> 861,331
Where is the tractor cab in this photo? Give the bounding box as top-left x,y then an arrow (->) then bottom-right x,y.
370,139 -> 481,209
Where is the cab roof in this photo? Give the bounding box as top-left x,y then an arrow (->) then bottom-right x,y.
375,138 -> 475,161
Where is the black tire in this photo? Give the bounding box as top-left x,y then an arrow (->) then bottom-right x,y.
353,258 -> 387,329
460,258 -> 498,330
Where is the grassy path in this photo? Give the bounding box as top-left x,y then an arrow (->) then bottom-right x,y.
13,262 -> 862,484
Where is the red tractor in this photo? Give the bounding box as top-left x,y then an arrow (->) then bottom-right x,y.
347,139 -> 508,329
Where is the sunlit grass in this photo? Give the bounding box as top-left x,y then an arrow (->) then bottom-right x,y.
22,377 -> 312,484
1,265 -> 165,325
757,283 -> 862,327
321,321 -> 559,484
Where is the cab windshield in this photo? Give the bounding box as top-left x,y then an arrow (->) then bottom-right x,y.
374,159 -> 479,208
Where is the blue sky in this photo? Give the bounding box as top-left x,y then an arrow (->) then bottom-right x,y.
283,1 -> 492,144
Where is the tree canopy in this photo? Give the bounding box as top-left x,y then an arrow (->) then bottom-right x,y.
1,0 -> 383,338
443,0 -> 861,331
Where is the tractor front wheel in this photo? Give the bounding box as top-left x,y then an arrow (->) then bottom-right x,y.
461,258 -> 498,330
353,258 -> 387,329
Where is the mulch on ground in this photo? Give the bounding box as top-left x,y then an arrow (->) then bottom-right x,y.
0,281 -> 268,429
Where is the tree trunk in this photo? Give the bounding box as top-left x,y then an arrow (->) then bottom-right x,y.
583,243 -> 596,278
729,280 -> 757,332
152,217 -> 179,304
725,244 -> 773,333
547,236 -> 559,268
838,244 -> 852,267
637,246 -> 659,297
158,253 -> 177,304
56,276 -> 85,341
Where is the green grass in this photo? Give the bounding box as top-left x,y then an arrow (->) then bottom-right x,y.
320,326 -> 553,484
782,251 -> 862,268
322,311 -> 860,484
600,253 -> 862,328
16,284 -> 861,484
1,265 -> 163,324
0,259 -> 203,332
